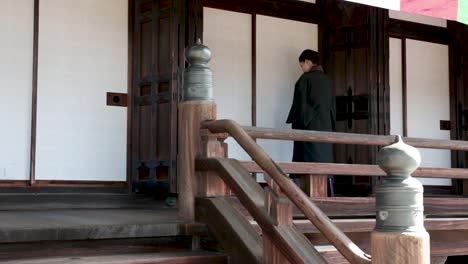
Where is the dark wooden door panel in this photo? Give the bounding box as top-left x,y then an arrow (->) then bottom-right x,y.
325,1 -> 375,196
131,0 -> 181,192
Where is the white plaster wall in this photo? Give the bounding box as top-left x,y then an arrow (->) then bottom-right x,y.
406,39 -> 451,186
36,0 -> 128,181
347,0 -> 400,10
389,38 -> 403,136
0,0 -> 34,180
389,10 -> 447,28
203,7 -> 252,160
256,15 -> 318,162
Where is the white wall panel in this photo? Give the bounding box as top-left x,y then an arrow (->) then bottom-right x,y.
36,0 -> 128,181
256,15 -> 318,162
0,0 -> 34,180
389,38 -> 404,136
203,7 -> 252,160
389,10 -> 447,27
406,39 -> 451,186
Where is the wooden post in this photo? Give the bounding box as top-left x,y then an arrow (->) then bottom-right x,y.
371,136 -> 430,264
302,174 -> 328,197
197,129 -> 229,197
178,102 -> 216,220
263,174 -> 293,264
178,39 -> 217,221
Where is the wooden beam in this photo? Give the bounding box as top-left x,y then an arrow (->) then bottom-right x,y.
294,218 -> 468,234
305,197 -> 468,217
387,18 -> 450,45
227,196 -> 468,218
240,160 -> 468,180
203,0 -> 321,24
232,125 -> 468,151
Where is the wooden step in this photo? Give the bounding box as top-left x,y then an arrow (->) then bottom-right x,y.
0,238 -> 226,264
0,207 -> 202,243
0,193 -> 163,210
0,251 -> 227,264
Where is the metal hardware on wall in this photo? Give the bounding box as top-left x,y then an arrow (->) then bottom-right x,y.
462,109 -> 468,131
440,120 -> 451,131
106,92 -> 128,107
336,87 -> 369,129
347,86 -> 353,128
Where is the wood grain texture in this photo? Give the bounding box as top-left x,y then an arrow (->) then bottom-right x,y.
221,126 -> 468,151
371,231 -> 430,264
265,187 -> 293,227
240,161 -> 468,179
0,251 -> 227,264
228,196 -> 468,218
195,197 -> 263,264
302,174 -> 328,197
202,120 -> 372,264
197,130 -> 229,197
196,158 -> 326,264
178,101 -> 216,220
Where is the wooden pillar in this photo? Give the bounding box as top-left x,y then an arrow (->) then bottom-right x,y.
178,101 -> 216,220
263,174 -> 293,264
371,136 -> 430,264
197,129 -> 229,197
371,231 -> 430,264
178,39 -> 218,221
302,174 -> 328,197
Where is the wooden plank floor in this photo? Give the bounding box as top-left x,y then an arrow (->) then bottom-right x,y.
0,252 -> 227,264
1,251 -> 227,264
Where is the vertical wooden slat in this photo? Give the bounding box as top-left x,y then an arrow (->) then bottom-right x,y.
132,0 -> 142,186
30,0 -> 40,186
402,38 -> 408,137
127,0 -> 135,192
251,13 -> 257,127
263,174 -> 293,264
197,130 -> 229,197
149,0 -> 159,181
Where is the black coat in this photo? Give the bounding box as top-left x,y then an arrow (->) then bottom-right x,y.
286,66 -> 336,163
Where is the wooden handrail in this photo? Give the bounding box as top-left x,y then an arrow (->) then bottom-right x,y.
203,120 -> 372,264
208,124 -> 468,151
240,161 -> 468,179
197,158 -> 327,263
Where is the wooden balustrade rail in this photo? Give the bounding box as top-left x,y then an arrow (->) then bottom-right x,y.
205,122 -> 468,151
203,119 -> 372,264
240,161 -> 468,179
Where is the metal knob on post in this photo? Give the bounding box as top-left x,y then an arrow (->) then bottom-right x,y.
182,39 -> 213,101
371,135 -> 430,264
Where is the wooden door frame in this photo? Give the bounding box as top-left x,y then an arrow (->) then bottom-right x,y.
387,17 -> 463,195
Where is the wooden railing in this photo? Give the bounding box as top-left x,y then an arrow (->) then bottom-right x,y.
198,119 -> 468,263
202,119 -> 372,264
